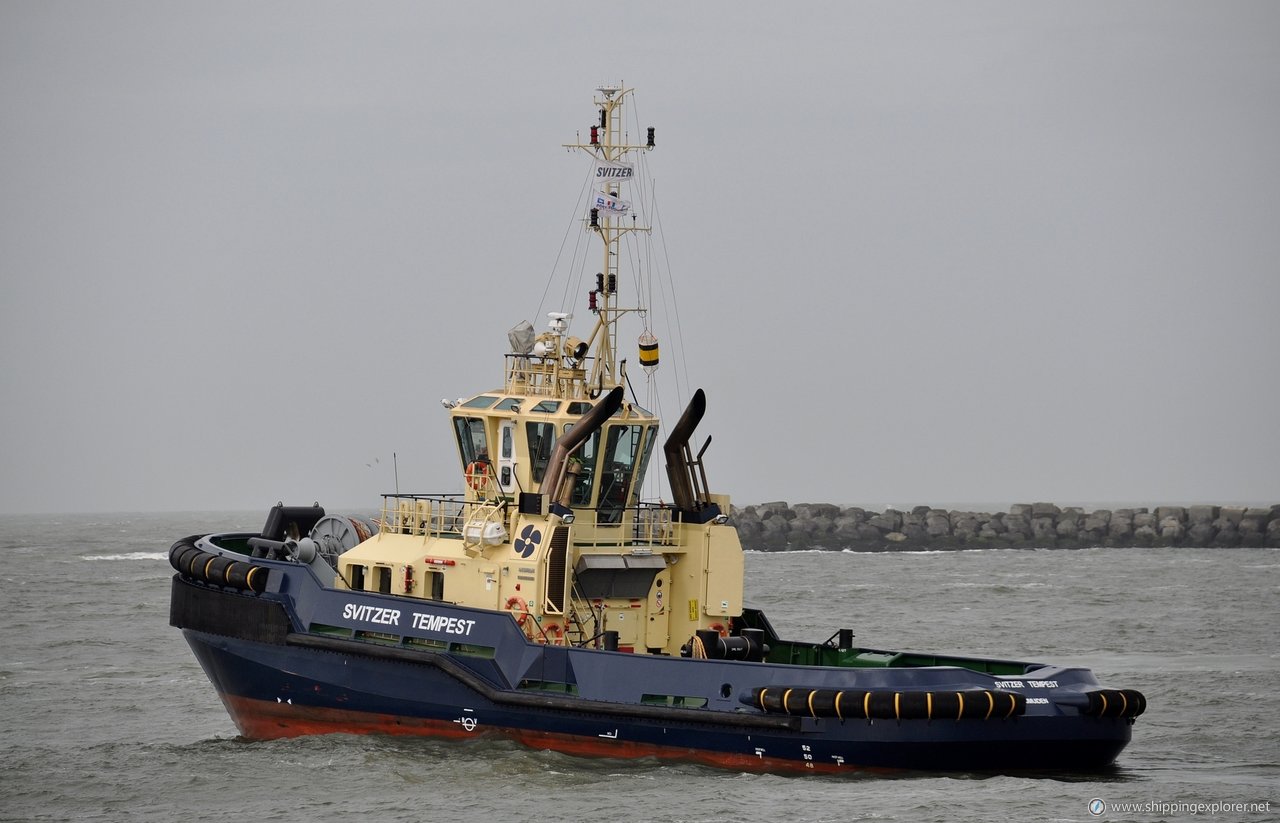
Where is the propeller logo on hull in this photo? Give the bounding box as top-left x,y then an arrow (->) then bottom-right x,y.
515,525 -> 542,558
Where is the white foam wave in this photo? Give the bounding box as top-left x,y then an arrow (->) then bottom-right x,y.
80,552 -> 170,562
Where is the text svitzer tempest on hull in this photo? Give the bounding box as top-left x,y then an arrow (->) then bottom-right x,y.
168,85 -> 1146,773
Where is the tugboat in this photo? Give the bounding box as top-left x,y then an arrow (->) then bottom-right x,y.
169,85 -> 1145,773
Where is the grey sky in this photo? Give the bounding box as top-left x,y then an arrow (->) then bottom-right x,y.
2,2 -> 1277,515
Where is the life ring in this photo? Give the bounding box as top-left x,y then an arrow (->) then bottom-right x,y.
709,622 -> 729,638
466,461 -> 489,491
539,623 -> 564,645
505,596 -> 529,627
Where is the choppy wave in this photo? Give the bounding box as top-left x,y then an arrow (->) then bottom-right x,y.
2,512 -> 1277,823
80,551 -> 170,562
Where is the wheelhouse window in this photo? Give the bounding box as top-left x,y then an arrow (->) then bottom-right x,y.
564,424 -> 601,507
598,424 -> 645,524
501,424 -> 513,462
634,424 -> 658,504
527,421 -> 556,483
453,417 -> 490,468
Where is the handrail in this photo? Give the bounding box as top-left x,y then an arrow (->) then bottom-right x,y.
504,353 -> 593,398
377,493 -> 676,548
567,585 -> 600,648
378,494 -> 465,537
462,501 -> 507,550
633,503 -> 676,546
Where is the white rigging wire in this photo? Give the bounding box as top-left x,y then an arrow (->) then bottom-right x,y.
649,187 -> 692,401
537,160 -> 598,323
626,91 -> 685,504
532,90 -> 688,505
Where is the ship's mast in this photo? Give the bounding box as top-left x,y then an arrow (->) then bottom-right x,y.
563,85 -> 654,394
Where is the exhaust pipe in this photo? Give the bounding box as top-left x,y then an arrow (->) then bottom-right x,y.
540,386 -> 624,502
663,388 -> 706,512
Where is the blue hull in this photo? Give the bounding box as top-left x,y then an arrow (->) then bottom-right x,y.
183,627 -> 1131,772
171,537 -> 1139,773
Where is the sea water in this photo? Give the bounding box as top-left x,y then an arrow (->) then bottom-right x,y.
1,512 -> 1276,822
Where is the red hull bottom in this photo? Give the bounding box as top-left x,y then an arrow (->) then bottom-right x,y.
219,693 -> 864,775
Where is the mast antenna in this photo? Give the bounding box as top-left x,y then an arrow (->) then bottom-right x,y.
561,84 -> 655,393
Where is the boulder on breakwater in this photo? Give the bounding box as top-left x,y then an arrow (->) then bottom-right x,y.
727,502 -> 1280,551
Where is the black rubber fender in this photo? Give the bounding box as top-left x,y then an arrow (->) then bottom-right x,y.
168,536 -> 204,571
748,686 -> 1026,721
168,536 -> 268,593
171,545 -> 203,576
1082,688 -> 1146,719
187,550 -> 217,578
224,561 -> 268,593
203,554 -> 238,586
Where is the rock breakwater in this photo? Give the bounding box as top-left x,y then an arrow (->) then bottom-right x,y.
729,502 -> 1280,551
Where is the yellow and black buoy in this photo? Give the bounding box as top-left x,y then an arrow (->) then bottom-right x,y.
638,331 -> 659,373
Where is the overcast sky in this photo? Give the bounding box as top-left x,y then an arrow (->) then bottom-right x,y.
2,2 -> 1277,515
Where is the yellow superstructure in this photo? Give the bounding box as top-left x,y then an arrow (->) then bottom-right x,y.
336,86 -> 743,657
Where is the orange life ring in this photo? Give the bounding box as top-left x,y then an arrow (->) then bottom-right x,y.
505,596 -> 529,627
466,461 -> 489,491
538,623 -> 564,645
709,622 -> 729,638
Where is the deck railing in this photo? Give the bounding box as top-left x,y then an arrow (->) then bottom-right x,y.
631,502 -> 677,547
377,494 -> 678,549
378,494 -> 467,538
503,353 -> 592,399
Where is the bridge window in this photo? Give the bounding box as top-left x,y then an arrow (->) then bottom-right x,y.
598,424 -> 644,524
634,425 -> 658,505
453,417 -> 490,467
563,424 -> 601,507
526,422 -> 556,482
